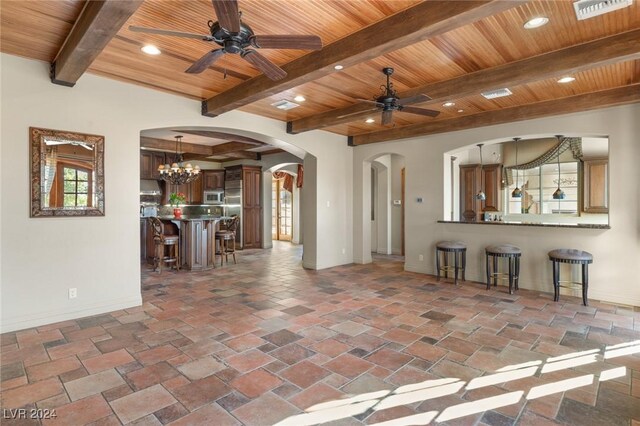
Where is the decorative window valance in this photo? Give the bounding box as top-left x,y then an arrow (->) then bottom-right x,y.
273,165 -> 304,192
273,171 -> 294,192
503,137 -> 582,185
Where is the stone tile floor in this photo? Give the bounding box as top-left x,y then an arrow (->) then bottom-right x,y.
1,242 -> 639,425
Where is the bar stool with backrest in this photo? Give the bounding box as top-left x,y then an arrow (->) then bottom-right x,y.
148,217 -> 180,273
435,241 -> 466,286
215,215 -> 239,266
548,249 -> 593,306
485,244 -> 521,295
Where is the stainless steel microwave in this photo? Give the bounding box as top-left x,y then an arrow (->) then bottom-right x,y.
203,190 -> 224,204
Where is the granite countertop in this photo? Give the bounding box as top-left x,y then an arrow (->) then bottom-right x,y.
437,220 -> 610,229
156,215 -> 229,221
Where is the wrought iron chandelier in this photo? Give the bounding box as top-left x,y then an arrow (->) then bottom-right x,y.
158,135 -> 201,185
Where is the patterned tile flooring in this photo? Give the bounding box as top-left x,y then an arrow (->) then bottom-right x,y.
2,242 -> 639,425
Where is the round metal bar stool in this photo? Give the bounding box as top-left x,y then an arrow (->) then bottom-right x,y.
485,245 -> 521,295
548,249 -> 593,306
436,241 -> 466,286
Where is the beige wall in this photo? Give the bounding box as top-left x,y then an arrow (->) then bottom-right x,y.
353,104 -> 640,306
0,54 -> 353,332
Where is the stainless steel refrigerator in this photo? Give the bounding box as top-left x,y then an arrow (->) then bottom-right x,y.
224,179 -> 243,248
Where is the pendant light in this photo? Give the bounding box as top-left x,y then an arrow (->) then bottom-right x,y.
511,137 -> 522,198
476,143 -> 486,200
552,135 -> 566,200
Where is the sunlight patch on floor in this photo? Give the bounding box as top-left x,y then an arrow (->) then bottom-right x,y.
604,340 -> 640,358
435,391 -> 524,422
526,374 -> 594,400
466,366 -> 538,390
374,382 -> 465,411
275,341 -> 637,425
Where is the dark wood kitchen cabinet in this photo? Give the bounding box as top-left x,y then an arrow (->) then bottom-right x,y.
140,151 -> 165,179
459,164 -> 501,221
582,158 -> 608,213
163,180 -> 202,205
225,165 -> 263,249
203,170 -> 225,191
242,166 -> 262,249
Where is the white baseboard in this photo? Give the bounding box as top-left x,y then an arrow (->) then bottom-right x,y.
1,296 -> 143,333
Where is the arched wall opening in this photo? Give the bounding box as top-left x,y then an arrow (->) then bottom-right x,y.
263,157 -> 305,249
140,126 -> 317,269
355,152 -> 406,264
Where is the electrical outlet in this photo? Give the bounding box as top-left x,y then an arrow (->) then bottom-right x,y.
419,254 -> 424,261
68,288 -> 77,299
342,248 -> 346,254
327,201 -> 331,207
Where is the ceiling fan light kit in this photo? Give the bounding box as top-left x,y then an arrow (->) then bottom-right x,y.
357,67 -> 440,126
129,0 -> 322,81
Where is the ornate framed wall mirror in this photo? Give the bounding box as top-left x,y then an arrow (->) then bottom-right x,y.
30,127 -> 105,217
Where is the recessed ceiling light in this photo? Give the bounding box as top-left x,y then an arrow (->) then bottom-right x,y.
524,16 -> 549,29
457,109 -> 464,113
557,76 -> 576,83
141,45 -> 161,55
443,101 -> 455,107
365,118 -> 375,123
293,95 -> 306,102
334,65 -> 344,70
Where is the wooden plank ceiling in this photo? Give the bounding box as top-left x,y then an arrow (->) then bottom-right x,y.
1,0 -> 639,146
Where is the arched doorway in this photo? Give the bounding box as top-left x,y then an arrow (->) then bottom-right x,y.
356,152 -> 406,264
139,126 -> 316,268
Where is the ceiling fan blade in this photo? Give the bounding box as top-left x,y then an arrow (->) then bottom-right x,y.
241,50 -> 287,81
251,35 -> 322,50
336,106 -> 378,119
212,0 -> 240,33
397,94 -> 432,106
400,106 -> 441,117
128,25 -> 213,41
186,49 -> 225,74
381,110 -> 393,126
356,99 -> 384,106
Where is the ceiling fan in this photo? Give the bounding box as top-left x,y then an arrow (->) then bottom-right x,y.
129,0 -> 323,81
357,67 -> 440,125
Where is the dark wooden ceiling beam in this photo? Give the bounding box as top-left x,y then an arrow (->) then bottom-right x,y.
202,0 -> 519,117
350,84 -> 640,145
209,142 -> 260,155
222,151 -> 261,160
51,0 -> 143,87
140,137 -> 213,155
173,130 -> 265,145
289,29 -> 640,133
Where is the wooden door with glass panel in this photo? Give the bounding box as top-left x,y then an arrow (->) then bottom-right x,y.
272,179 -> 292,241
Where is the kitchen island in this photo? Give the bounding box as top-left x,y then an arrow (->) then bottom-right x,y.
158,215 -> 230,271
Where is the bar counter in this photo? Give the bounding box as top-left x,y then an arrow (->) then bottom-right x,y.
158,215 -> 231,271
437,220 -> 610,229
